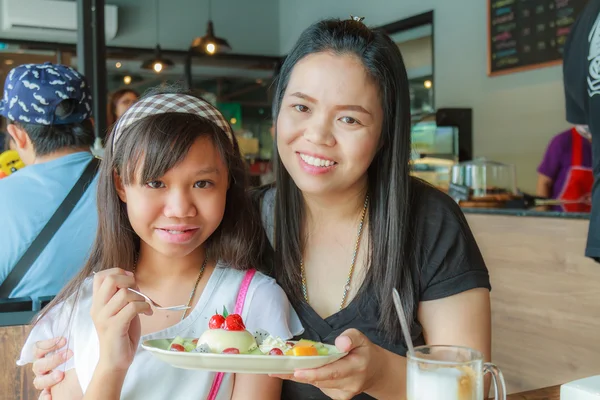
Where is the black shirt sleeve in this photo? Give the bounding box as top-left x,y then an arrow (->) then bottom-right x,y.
411,180 -> 491,302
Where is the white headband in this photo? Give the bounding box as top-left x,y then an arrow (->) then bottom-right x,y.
111,93 -> 234,151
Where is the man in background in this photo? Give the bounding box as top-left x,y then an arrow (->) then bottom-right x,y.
0,62 -> 98,304
563,0 -> 600,261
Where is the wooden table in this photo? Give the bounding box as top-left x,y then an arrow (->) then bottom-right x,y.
507,385 -> 560,400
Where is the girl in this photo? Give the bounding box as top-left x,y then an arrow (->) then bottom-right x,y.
19,86 -> 302,399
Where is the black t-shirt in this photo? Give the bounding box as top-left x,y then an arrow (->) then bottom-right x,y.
259,179 -> 491,400
563,0 -> 600,261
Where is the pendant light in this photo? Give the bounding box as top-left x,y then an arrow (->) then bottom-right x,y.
141,0 -> 174,73
190,0 -> 232,55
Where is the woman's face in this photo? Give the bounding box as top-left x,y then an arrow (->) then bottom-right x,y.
276,52 -> 383,197
115,92 -> 139,119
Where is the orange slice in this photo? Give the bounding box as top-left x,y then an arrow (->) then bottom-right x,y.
292,346 -> 319,356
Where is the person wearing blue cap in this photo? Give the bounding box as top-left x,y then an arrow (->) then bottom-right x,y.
0,62 -> 99,305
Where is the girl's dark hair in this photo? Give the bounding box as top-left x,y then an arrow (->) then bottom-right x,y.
37,84 -> 267,322
14,100 -> 94,156
272,19 -> 416,342
107,88 -> 140,127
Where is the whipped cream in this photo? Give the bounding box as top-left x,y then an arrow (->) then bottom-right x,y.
259,335 -> 292,354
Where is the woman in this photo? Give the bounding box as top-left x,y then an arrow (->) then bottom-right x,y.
30,18 -> 492,400
537,125 -> 593,212
106,88 -> 139,127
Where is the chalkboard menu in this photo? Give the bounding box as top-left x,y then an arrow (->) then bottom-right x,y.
488,0 -> 589,76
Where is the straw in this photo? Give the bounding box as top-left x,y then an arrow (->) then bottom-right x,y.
392,288 -> 415,356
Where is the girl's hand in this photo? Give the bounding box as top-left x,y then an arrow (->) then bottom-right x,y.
91,268 -> 152,372
31,337 -> 72,399
271,329 -> 402,400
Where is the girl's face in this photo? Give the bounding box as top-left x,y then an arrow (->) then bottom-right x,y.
116,136 -> 229,259
277,52 -> 383,197
115,92 -> 138,119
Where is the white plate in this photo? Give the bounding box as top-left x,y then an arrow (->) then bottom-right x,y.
141,339 -> 347,374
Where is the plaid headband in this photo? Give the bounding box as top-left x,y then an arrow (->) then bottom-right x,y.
112,93 -> 234,151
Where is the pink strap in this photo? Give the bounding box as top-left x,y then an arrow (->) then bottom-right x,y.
207,269 -> 256,400
235,268 -> 256,314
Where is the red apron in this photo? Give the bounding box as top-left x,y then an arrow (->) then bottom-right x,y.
558,128 -> 593,212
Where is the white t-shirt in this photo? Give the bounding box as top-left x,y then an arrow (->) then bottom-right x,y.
18,264 -> 304,400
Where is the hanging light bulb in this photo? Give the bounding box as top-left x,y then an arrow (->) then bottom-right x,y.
141,0 -> 174,72
190,0 -> 232,55
123,75 -> 132,85
141,45 -> 174,73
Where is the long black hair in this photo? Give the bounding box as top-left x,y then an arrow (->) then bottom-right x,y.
271,18 -> 417,342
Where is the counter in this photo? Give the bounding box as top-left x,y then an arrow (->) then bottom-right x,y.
465,212 -> 600,394
462,207 -> 590,219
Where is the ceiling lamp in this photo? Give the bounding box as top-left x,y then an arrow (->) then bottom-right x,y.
141,0 -> 174,73
141,45 -> 175,73
190,0 -> 231,55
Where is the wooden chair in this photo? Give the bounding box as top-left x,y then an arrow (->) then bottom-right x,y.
0,322 -> 38,400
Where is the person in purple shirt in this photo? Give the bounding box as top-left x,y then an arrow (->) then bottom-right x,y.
537,125 -> 593,212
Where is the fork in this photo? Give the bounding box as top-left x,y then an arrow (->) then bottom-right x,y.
92,272 -> 190,311
126,288 -> 190,311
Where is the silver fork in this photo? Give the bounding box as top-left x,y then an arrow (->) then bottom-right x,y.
92,272 -> 190,311
126,288 -> 190,311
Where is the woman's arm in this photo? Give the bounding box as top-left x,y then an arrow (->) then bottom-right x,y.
419,287 -> 492,397
81,365 -> 128,400
31,337 -> 72,398
49,370 -> 82,400
281,288 -> 491,400
231,374 -> 282,400
50,367 -> 127,400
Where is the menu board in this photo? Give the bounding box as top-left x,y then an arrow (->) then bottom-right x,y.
488,0 -> 589,76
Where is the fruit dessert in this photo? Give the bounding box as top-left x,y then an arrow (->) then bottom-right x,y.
193,308 -> 258,354
167,307 -> 334,356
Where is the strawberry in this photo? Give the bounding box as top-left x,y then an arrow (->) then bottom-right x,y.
208,314 -> 226,329
192,338 -> 199,345
269,348 -> 284,356
170,343 -> 185,352
223,314 -> 245,331
222,348 -> 240,354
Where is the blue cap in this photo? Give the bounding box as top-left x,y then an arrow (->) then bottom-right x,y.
0,62 -> 92,125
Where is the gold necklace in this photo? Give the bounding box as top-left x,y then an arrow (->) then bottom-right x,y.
180,254 -> 208,321
133,253 -> 208,321
300,195 -> 369,311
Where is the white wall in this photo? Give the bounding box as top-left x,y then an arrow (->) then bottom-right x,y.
279,0 -> 571,192
0,0 -> 281,55
106,0 -> 280,55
